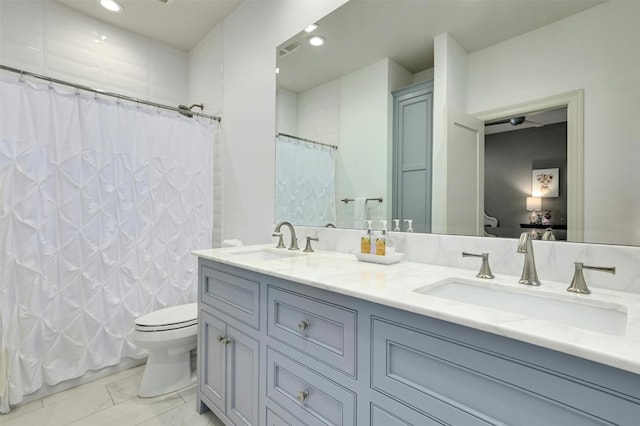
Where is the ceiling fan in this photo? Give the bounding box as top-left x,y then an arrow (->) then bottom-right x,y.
485,116 -> 544,127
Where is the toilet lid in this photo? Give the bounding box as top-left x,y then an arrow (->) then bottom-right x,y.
135,303 -> 198,332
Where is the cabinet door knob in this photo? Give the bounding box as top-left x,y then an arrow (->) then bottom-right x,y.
217,335 -> 225,343
224,337 -> 232,345
298,320 -> 310,331
297,390 -> 309,403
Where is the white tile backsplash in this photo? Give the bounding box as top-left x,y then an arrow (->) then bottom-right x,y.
292,226 -> 640,295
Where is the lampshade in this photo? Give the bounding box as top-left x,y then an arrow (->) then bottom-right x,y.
526,196 -> 542,211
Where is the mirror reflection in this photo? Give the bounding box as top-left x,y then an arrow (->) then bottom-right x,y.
275,0 -> 640,246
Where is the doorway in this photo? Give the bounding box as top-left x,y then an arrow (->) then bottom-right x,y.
475,90 -> 584,242
484,109 -> 568,239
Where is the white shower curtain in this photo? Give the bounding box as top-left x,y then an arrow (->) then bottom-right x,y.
275,134 -> 336,226
0,75 -> 215,412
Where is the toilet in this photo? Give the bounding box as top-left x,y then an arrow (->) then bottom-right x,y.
132,303 -> 198,397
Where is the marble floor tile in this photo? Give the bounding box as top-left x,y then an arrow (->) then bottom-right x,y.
3,385 -> 114,426
42,364 -> 145,407
0,365 -> 224,426
0,398 -> 42,422
176,384 -> 197,403
65,392 -> 184,426
105,370 -> 144,404
135,401 -> 220,426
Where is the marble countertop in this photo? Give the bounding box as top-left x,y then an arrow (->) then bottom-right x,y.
193,245 -> 640,375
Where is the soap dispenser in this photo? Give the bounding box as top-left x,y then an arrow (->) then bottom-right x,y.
361,220 -> 373,254
404,219 -> 413,232
376,220 -> 387,256
393,219 -> 400,232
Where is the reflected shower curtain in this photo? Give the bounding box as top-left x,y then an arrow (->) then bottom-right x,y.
275,135 -> 336,226
0,75 -> 215,412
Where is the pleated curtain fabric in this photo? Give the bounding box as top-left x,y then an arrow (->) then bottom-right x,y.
0,75 -> 215,412
275,134 -> 336,227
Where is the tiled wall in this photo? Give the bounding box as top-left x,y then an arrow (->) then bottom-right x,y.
0,0 -> 228,244
292,226 -> 640,295
0,0 -> 188,107
188,24 -> 224,247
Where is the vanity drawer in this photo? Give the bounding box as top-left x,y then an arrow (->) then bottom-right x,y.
266,407 -> 304,426
267,285 -> 356,376
370,401 -> 441,426
267,348 -> 356,426
200,265 -> 260,329
371,317 -> 619,426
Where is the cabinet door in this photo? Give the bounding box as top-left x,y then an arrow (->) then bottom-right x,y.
199,309 -> 227,414
226,324 -> 260,426
392,80 -> 433,234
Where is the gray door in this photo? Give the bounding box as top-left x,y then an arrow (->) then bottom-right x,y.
392,81 -> 434,233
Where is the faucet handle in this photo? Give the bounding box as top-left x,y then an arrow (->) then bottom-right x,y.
272,232 -> 286,249
568,262 -> 616,294
462,252 -> 495,279
303,236 -> 319,253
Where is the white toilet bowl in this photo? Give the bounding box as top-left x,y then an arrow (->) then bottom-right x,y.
132,303 -> 198,397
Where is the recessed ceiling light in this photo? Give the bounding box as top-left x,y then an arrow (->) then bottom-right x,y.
98,0 -> 124,13
307,35 -> 326,47
304,24 -> 318,33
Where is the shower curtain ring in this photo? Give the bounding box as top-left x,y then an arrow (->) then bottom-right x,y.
19,71 -> 25,82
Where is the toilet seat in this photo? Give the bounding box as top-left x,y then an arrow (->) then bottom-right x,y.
134,303 -> 197,332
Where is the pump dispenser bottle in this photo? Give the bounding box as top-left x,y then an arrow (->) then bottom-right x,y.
404,219 -> 414,232
361,220 -> 373,254
393,219 -> 400,232
376,220 -> 387,256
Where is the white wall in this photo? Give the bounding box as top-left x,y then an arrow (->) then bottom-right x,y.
188,24 -> 224,246
337,58 -> 390,228
297,80 -> 340,145
467,1 -> 640,245
431,33 -> 469,234
275,57 -> 412,230
0,0 -> 188,107
221,0 -> 348,245
276,88 -> 299,136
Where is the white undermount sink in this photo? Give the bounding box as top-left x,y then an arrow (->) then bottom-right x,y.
414,279 -> 628,336
230,248 -> 306,261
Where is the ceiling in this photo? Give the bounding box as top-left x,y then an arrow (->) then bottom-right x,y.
276,0 -> 604,94
485,108 -> 568,135
53,0 -> 242,51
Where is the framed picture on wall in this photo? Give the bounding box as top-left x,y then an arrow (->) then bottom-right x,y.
532,168 -> 559,197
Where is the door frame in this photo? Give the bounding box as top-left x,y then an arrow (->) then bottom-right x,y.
474,90 -> 584,242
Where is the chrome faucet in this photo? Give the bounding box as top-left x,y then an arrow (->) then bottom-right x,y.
567,262 -> 615,294
273,221 -> 299,250
462,252 -> 495,279
517,232 -> 541,286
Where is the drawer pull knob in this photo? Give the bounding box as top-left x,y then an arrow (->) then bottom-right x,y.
297,390 -> 309,403
298,320 -> 310,331
217,335 -> 232,345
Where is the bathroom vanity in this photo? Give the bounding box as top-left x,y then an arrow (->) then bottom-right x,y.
193,246 -> 640,426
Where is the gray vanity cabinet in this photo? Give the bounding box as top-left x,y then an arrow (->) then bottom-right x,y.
198,265 -> 260,426
197,259 -> 640,425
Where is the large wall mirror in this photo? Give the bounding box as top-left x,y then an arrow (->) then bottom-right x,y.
275,0 -> 640,246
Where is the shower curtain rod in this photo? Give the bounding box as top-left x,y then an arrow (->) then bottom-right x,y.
0,64 -> 221,122
277,132 -> 338,150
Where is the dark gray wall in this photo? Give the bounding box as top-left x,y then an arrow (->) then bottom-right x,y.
485,122 -> 567,239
